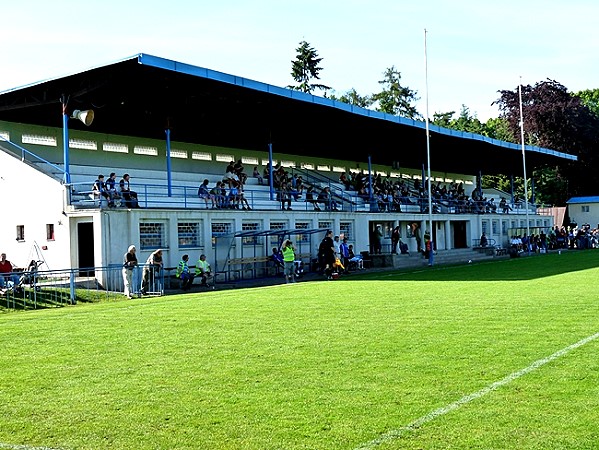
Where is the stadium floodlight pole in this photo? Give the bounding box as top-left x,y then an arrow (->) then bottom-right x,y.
518,78 -> 531,254
424,29 -> 434,266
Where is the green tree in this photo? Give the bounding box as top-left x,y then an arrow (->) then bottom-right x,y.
329,88 -> 373,108
372,67 -> 420,119
289,41 -> 331,94
495,79 -> 599,204
575,88 -> 599,118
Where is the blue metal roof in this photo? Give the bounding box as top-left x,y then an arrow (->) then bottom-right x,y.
567,196 -> 599,204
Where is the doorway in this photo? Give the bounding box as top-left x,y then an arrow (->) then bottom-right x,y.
453,221 -> 467,249
77,222 -> 95,276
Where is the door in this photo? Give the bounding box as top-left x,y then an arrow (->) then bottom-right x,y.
77,222 -> 95,276
453,221 -> 467,249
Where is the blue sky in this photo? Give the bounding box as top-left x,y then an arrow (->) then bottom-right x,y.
1,0 -> 596,120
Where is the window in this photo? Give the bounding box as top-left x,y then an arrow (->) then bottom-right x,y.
242,222 -> 261,245
139,222 -> 166,250
133,145 -> 158,156
270,221 -> 288,245
170,149 -> 188,159
582,205 -> 590,213
216,154 -> 234,162
46,224 -> 55,241
22,134 -> 57,146
103,142 -> 129,153
16,225 -> 25,241
178,221 -> 202,248
69,138 -> 97,150
318,221 -> 333,232
481,221 -> 488,235
492,220 -> 498,235
295,221 -> 310,243
211,222 -> 233,247
502,221 -> 508,235
340,221 -> 353,241
192,151 -> 212,161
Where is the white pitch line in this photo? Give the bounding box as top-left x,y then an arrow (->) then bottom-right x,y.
355,331 -> 599,450
0,444 -> 65,450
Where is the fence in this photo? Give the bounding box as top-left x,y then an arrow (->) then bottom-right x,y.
0,264 -> 164,310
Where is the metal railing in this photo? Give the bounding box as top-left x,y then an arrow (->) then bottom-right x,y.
0,264 -> 164,310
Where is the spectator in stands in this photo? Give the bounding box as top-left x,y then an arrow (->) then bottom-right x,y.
198,179 -> 215,208
176,254 -> 194,291
228,180 -> 240,209
222,166 -> 239,188
282,239 -> 296,283
317,186 -> 338,211
0,252 -> 20,291
295,176 -> 304,198
499,197 -> 512,213
92,174 -> 110,206
252,166 -> 263,185
318,230 -> 336,280
234,159 -> 248,185
122,245 -> 138,299
119,174 -> 139,208
141,249 -> 163,295
263,163 -> 272,185
195,254 -> 212,287
339,172 -> 351,190
306,186 -> 320,211
105,172 -> 121,207
279,182 -> 292,210
237,182 -> 252,210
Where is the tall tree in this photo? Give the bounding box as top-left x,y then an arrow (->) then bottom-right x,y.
372,67 -> 420,119
494,79 -> 599,204
575,88 -> 599,118
329,88 -> 373,108
289,41 -> 330,94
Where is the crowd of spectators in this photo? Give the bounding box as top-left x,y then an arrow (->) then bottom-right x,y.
92,172 -> 139,207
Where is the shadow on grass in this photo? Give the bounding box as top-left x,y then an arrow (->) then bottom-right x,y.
344,250 -> 599,282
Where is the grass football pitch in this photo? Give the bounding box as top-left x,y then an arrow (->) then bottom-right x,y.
0,251 -> 598,449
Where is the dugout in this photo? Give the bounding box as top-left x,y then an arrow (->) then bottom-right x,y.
214,228 -> 328,281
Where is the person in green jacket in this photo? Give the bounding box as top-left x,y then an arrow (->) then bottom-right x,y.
195,254 -> 212,287
282,239 -> 296,283
176,254 -> 194,291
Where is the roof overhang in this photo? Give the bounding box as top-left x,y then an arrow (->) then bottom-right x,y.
0,53 -> 577,176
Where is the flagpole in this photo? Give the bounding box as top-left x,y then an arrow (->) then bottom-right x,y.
424,29 -> 434,266
518,77 -> 531,253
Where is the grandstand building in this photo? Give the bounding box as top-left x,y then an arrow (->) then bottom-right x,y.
0,54 -> 576,277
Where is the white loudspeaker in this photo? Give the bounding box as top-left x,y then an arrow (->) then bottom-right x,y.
71,109 -> 94,126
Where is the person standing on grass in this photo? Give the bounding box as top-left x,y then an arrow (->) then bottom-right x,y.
282,240 -> 296,283
122,245 -> 138,299
318,230 -> 336,280
141,249 -> 163,295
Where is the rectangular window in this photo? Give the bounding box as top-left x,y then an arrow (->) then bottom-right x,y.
0,131 -> 10,141
300,162 -> 314,170
216,154 -> 234,162
103,142 -> 129,153
295,221 -> 310,243
332,166 -> 346,173
192,151 -> 212,161
318,221 -> 333,232
280,160 -> 296,168
139,222 -> 166,250
502,220 -> 508,235
16,225 -> 25,241
46,224 -> 55,241
22,134 -> 57,146
133,145 -> 158,156
178,221 -> 202,248
492,220 -> 498,235
69,138 -> 97,150
481,221 -> 488,235
270,221 -> 288,245
211,222 -> 233,247
170,149 -> 188,159
582,205 -> 590,213
317,165 -> 331,171
339,221 -> 353,241
242,156 -> 259,165
242,222 -> 261,245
